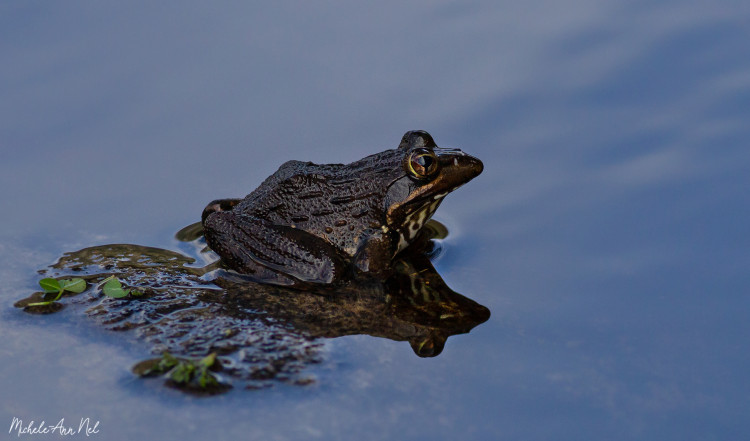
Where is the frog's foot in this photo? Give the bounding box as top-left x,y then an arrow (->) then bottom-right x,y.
203,212 -> 348,286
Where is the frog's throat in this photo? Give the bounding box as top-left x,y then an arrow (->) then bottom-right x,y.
394,197 -> 445,254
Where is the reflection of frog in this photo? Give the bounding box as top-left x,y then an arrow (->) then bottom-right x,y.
202,130 -> 483,286
213,221 -> 490,358
16,220 -> 490,390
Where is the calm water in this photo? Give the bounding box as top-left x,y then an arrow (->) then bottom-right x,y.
2,1 -> 749,440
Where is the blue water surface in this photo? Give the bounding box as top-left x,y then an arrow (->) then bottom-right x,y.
1,1 -> 749,440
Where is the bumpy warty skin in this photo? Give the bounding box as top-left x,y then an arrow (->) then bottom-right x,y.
202,131 -> 483,286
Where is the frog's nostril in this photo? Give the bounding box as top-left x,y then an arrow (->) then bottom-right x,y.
451,154 -> 483,179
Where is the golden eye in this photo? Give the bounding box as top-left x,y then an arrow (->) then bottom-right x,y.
408,149 -> 439,178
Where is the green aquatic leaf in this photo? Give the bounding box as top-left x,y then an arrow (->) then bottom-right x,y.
39,278 -> 61,294
197,353 -> 220,388
103,278 -> 122,289
29,277 -> 86,306
102,276 -> 129,299
102,278 -> 129,298
199,352 -> 217,368
103,287 -> 128,298
100,277 -> 143,298
158,352 -> 180,372
133,352 -> 224,390
199,369 -> 219,388
60,278 -> 86,293
170,363 -> 196,384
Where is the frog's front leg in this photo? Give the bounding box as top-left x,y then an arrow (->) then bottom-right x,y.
352,228 -> 397,279
204,211 -> 348,286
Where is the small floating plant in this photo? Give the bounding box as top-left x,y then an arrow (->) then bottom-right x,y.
133,352 -> 230,394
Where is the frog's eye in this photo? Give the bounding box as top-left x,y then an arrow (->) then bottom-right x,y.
407,149 -> 439,179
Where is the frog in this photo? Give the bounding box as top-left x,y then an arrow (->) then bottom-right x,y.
201,130 -> 483,287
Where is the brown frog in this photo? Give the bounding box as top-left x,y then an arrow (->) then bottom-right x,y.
202,130 -> 483,286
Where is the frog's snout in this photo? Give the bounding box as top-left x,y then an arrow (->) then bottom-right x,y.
463,154 -> 483,180
439,149 -> 484,181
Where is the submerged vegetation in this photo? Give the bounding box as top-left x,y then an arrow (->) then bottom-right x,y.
22,275 -> 142,308
101,275 -> 143,298
133,352 -> 229,393
26,278 -> 87,307
14,224 -> 489,394
17,272 -> 227,393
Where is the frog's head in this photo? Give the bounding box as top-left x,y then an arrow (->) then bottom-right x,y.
385,130 -> 483,253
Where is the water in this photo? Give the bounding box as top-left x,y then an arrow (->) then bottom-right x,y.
2,1 -> 749,440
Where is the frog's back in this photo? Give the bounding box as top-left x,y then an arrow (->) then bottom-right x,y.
234,150 -> 404,254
